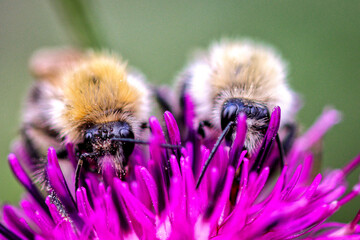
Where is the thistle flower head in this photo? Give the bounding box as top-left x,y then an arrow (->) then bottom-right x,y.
1,103 -> 360,240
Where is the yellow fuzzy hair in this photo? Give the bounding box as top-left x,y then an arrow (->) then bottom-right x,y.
60,53 -> 142,141
210,41 -> 286,104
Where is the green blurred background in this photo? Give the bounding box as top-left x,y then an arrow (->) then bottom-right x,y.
0,0 -> 359,222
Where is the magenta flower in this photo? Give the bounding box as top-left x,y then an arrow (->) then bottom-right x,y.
1,103 -> 360,239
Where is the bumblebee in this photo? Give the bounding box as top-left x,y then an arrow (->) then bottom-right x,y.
158,40 -> 298,186
19,48 -> 152,186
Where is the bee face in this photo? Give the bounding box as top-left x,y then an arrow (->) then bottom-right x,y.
220,98 -> 269,130
221,98 -> 270,146
82,121 -> 135,159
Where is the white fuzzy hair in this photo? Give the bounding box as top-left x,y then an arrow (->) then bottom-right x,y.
177,39 -> 298,153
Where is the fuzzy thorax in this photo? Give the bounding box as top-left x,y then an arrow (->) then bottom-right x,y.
59,54 -> 151,142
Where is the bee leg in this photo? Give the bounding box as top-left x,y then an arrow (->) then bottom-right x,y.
74,158 -> 83,193
275,134 -> 285,169
21,127 -> 41,161
282,123 -> 297,155
197,120 -> 212,138
153,86 -> 174,113
75,153 -> 97,192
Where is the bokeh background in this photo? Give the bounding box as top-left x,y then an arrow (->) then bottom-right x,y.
0,1 -> 359,223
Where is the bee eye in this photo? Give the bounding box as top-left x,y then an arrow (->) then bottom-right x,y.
119,128 -> 131,138
221,104 -> 238,130
85,132 -> 93,142
259,107 -> 269,119
250,106 -> 257,116
118,128 -> 135,158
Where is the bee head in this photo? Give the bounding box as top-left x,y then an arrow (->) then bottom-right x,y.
221,98 -> 270,144
83,121 -> 135,158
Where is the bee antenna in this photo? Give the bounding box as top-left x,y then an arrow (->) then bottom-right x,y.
75,152 -> 97,197
75,158 -> 83,193
196,121 -> 235,189
111,138 -> 182,149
